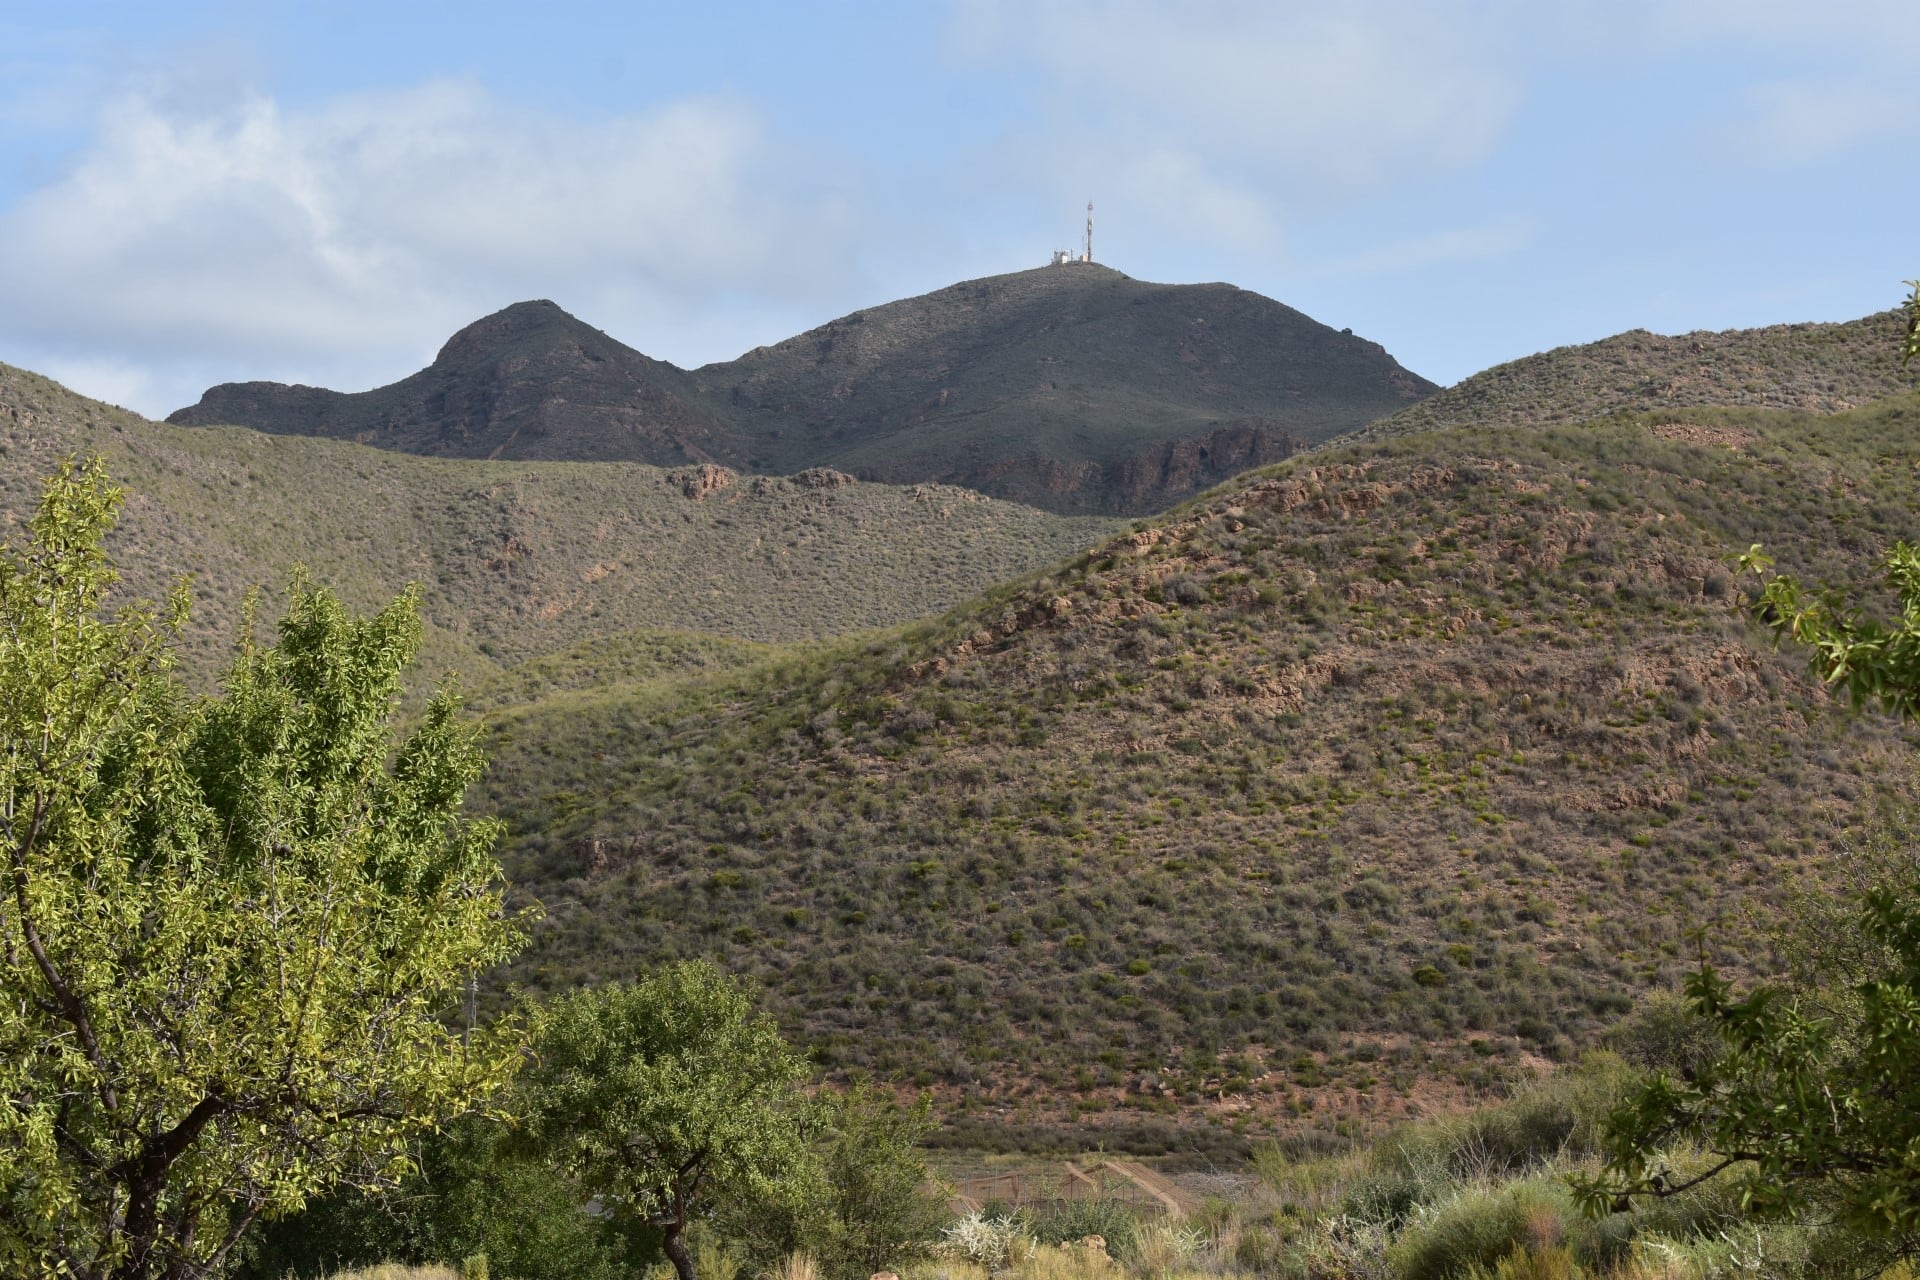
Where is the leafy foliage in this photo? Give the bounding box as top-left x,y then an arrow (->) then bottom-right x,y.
524,961 -> 812,1280
0,460 -> 524,1279
234,1115 -> 652,1280
1576,891 -> 1920,1240
1905,280 -> 1920,368
1745,540 -> 1920,718
719,1083 -> 950,1277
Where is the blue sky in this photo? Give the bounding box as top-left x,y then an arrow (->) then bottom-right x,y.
2,1 -> 1916,417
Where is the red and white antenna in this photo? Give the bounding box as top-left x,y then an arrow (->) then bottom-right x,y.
1084,201 -> 1094,263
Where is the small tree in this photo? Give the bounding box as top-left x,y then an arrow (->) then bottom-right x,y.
0,460 -> 525,1280
526,961 -> 812,1280
719,1083 -> 948,1278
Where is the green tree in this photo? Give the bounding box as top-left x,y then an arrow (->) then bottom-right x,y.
0,460 -> 525,1280
525,961 -> 811,1280
718,1083 -> 948,1278
236,1114 -> 652,1280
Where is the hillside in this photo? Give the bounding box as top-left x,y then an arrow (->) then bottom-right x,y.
1357,309 -> 1913,441
169,267 -> 1436,515
1,361 -> 1116,684
476,391 -> 1920,1143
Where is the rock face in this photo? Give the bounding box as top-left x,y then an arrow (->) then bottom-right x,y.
170,268 -> 1440,514
1111,419 -> 1307,510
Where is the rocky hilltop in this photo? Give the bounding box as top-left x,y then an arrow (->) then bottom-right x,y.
170,266 -> 1436,514
168,300 -> 740,464
1358,309 -> 1913,441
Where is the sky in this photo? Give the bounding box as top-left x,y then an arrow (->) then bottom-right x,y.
1,1 -> 1916,419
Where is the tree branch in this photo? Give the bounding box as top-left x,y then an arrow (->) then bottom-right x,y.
8,791 -> 118,1113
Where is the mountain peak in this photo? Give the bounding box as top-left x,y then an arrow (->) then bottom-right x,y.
431,299 -> 607,367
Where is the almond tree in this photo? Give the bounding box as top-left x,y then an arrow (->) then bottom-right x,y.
0,459 -> 524,1280
525,961 -> 812,1280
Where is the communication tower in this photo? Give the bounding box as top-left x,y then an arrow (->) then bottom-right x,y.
1048,201 -> 1097,267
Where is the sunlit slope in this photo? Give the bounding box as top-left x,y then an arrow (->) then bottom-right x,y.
1359,310 -> 1911,441
481,394 -> 1920,1117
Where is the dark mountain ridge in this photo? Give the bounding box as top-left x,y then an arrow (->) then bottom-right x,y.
168,266 -> 1437,514
169,300 -> 739,464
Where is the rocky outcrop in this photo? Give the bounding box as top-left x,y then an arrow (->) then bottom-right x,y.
675,464 -> 736,499
1111,419 -> 1307,509
792,467 -> 856,489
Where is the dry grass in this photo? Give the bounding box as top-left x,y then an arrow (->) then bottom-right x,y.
760,1251 -> 819,1280
1020,1243 -> 1131,1280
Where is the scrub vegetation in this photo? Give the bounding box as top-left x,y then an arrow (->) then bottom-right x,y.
480,391 -> 1920,1136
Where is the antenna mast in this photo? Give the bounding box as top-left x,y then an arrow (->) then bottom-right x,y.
1085,201 -> 1094,263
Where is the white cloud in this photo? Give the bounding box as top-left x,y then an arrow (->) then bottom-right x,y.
951,0 -> 1521,251
1585,0 -> 1920,54
0,79 -> 868,413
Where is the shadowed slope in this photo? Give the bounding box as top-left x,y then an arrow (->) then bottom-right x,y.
169,269 -> 1437,514
694,265 -> 1435,511
168,300 -> 742,464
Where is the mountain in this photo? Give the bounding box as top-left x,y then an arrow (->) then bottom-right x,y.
169,266 -> 1437,515
2,360 -> 1116,686
1357,309 -> 1913,441
165,300 -> 742,464
689,265 -> 1435,511
474,389 -> 1920,1140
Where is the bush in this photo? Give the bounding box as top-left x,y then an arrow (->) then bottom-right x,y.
721,1085 -> 949,1277
234,1116 -> 654,1280
1387,1179 -> 1576,1280
941,1214 -> 1033,1271
1025,1199 -> 1139,1261
1606,992 -> 1720,1078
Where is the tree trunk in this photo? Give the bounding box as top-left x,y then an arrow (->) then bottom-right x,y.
661,1216 -> 696,1280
